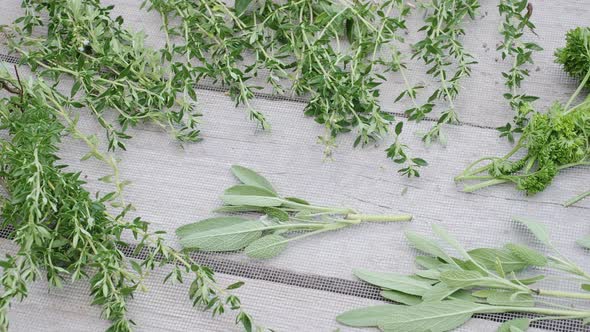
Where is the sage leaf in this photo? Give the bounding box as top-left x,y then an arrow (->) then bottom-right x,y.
177,217 -> 263,251
577,236 -> 590,250
379,300 -> 481,332
504,244 -> 547,267
224,185 -> 277,197
440,270 -> 512,289
415,256 -> 445,269
381,290 -> 422,305
262,207 -> 289,222
353,268 -> 434,296
230,165 -> 276,192
336,305 -> 398,327
221,194 -> 283,207
415,269 -> 441,280
214,205 -> 265,213
432,225 -> 471,260
486,291 -> 534,307
406,231 -> 453,263
514,218 -> 551,246
284,197 -> 310,205
497,318 -> 531,332
244,234 -> 288,259
422,282 -> 461,302
468,248 -> 529,272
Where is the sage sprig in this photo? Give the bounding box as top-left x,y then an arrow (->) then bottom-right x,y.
337,219 -> 590,332
176,165 -> 412,259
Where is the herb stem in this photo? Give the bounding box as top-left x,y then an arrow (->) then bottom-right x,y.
345,214 -> 413,222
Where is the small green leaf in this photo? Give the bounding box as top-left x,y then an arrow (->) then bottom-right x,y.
486,291 -> 534,307
262,207 -> 289,222
234,0 -> 252,15
577,236 -> 590,250
224,185 -> 277,197
497,318 -> 531,332
337,305 -> 398,327
380,290 -> 422,305
353,268 -> 434,296
221,194 -> 283,207
504,244 -> 547,267
230,165 -> 276,192
176,217 -> 263,251
379,300 -> 481,332
244,234 -> 288,259
468,248 -> 529,273
513,218 -> 551,246
405,231 -> 453,263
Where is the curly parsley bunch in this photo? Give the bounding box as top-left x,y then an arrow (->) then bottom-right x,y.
455,27 -> 590,206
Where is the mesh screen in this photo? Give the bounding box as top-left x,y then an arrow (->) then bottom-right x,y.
1,0 -> 590,331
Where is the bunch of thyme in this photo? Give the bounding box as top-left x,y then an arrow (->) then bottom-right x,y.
408,0 -> 480,144
496,0 -> 542,142
3,0 -> 201,151
0,67 -> 259,331
144,0 -> 426,175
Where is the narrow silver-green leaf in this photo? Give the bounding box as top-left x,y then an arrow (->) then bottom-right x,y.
230,165 -> 276,192
379,300 -> 481,332
336,304 -> 398,327
486,291 -> 534,307
415,256 -> 445,269
422,282 -> 461,302
221,194 -> 283,207
514,218 -> 551,246
262,207 -> 289,222
468,248 -> 529,273
440,270 -> 513,289
214,205 -> 265,213
353,268 -> 434,296
177,217 -> 263,251
504,244 -> 547,267
381,290 -> 422,305
406,231 -> 453,263
224,184 -> 277,197
244,234 -> 288,259
432,225 -> 471,260
497,318 -> 530,332
577,236 -> 590,250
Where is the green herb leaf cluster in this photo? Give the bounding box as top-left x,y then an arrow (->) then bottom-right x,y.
456,27 -> 590,206
496,0 -> 542,142
176,165 -> 412,259
4,0 -> 202,151
143,0 -> 426,175
0,68 -> 261,331
403,0 -> 480,144
337,219 -> 590,332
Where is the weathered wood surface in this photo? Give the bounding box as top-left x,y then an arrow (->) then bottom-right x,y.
1,0 -> 589,331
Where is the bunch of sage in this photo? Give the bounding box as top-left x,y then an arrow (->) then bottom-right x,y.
338,219 -> 590,332
176,165 -> 412,259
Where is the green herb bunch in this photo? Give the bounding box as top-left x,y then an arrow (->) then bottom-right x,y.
0,68 -> 259,331
3,0 -> 201,151
141,0 -> 274,129
144,0 -> 427,176
496,0 -> 542,142
556,27 -> 590,88
406,0 -> 479,144
337,219 -> 590,332
176,165 -> 412,259
456,27 -> 590,206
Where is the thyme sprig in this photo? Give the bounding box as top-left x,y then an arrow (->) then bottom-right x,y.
496,0 -> 542,142
3,0 -> 201,151
0,68 -> 260,331
408,0 -> 480,144
144,0 -> 426,175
